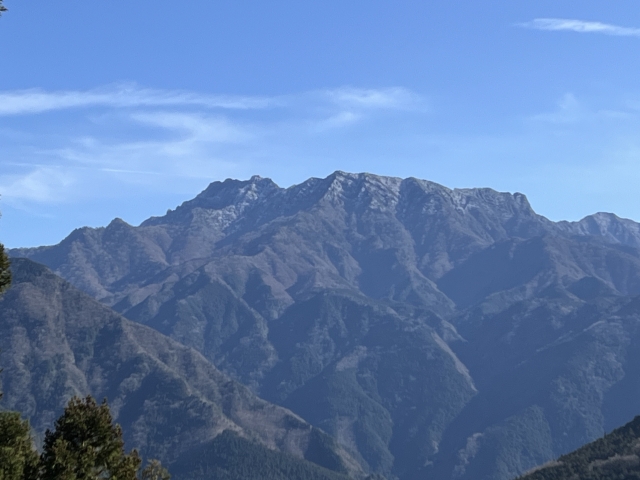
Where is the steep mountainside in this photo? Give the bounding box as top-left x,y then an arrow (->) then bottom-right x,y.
0,258 -> 360,479
517,415 -> 640,480
11,171 -> 640,480
425,293 -> 640,479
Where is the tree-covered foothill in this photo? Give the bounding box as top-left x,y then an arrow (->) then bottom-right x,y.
172,430 -> 352,480
517,415 -> 640,480
0,242 -> 151,480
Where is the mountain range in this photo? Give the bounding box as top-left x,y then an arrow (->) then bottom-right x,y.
9,171 -> 640,480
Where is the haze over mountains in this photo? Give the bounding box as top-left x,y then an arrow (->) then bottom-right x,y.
9,171 -> 640,480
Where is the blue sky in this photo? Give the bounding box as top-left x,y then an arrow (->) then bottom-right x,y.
2,1 -> 640,247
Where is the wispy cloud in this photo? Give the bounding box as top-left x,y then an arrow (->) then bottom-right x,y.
0,84 -> 274,116
530,93 -> 638,124
305,87 -> 425,132
0,167 -> 76,203
326,87 -> 423,110
531,93 -> 583,123
130,112 -> 249,143
0,85 -> 425,117
519,18 -> 640,37
312,111 -> 361,132
0,84 -> 428,210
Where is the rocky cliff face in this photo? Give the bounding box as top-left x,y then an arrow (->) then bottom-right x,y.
11,171 -> 640,480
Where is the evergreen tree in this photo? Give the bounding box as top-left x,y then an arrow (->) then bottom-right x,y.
0,412 -> 39,480
41,396 -> 141,480
141,460 -> 170,480
0,243 -> 10,296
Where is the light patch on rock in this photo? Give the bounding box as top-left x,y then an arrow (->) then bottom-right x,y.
453,432 -> 484,478
335,346 -> 368,371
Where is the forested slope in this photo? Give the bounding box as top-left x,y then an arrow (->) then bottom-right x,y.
518,415 -> 640,480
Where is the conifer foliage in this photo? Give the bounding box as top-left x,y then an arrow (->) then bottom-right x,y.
0,244 -> 10,296
518,415 -> 640,480
0,394 -> 168,480
41,396 -> 141,480
140,460 -> 171,480
0,412 -> 39,480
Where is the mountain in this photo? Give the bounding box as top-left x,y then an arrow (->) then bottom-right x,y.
11,171 -> 640,480
517,414 -> 640,480
0,258 -> 360,479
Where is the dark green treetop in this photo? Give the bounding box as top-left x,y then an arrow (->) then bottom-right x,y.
0,243 -> 11,296
141,460 -> 170,480
0,412 -> 39,480
0,246 -> 8,402
517,415 -> 640,480
41,396 -> 141,480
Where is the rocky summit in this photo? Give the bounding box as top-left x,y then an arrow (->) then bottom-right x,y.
10,171 -> 640,480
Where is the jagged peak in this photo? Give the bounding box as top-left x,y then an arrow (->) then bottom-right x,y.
405,176 -> 450,192
188,175 -> 280,213
133,171 -> 624,242
141,176 -> 281,227
164,172 -> 534,218
198,175 -> 280,199
400,177 -> 536,221
291,171 -> 404,211
328,170 -> 403,187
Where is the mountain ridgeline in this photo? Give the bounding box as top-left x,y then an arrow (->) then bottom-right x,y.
9,171 -> 640,480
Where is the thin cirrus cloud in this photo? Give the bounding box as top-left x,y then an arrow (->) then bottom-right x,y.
326,87 -> 425,110
0,85 -> 274,116
530,93 -> 638,125
0,85 -> 422,117
520,18 -> 640,37
0,167 -> 76,205
130,112 -> 249,143
530,93 -> 584,124
0,85 -> 425,205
